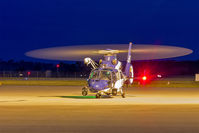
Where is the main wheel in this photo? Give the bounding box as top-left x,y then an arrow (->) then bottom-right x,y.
112,89 -> 117,96
121,87 -> 126,98
82,90 -> 88,96
82,87 -> 88,96
96,93 -> 101,98
121,92 -> 125,98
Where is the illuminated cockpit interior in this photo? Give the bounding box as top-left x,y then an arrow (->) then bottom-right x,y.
89,69 -> 114,81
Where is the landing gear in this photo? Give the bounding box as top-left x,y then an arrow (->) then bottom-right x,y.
96,93 -> 101,98
121,92 -> 125,98
107,93 -> 111,96
121,87 -> 126,98
82,87 -> 88,96
112,89 -> 117,96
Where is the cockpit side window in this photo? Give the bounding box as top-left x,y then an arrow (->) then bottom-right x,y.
89,71 -> 98,80
120,72 -> 124,79
116,72 -> 121,80
112,72 -> 117,82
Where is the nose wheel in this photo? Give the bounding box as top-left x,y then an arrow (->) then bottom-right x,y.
96,93 -> 101,98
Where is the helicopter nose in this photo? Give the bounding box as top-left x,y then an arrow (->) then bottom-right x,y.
89,80 -> 108,90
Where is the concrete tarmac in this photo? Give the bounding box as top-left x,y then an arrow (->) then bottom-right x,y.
0,85 -> 199,133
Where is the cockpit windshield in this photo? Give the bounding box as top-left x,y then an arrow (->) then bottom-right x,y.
99,70 -> 111,80
89,69 -> 113,81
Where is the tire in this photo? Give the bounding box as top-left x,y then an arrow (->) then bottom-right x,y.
121,92 -> 125,98
121,87 -> 126,98
112,89 -> 117,96
82,87 -> 88,96
82,90 -> 88,96
96,93 -> 101,98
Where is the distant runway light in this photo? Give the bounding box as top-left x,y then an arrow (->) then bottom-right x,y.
157,74 -> 162,78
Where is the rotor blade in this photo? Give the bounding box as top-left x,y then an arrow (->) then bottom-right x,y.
25,44 -> 193,61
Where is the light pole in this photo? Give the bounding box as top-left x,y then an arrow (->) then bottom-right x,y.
56,64 -> 60,77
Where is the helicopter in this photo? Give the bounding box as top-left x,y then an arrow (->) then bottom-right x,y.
82,42 -> 134,98
26,42 -> 192,98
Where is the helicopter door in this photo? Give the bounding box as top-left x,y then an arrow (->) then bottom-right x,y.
114,71 -> 123,90
111,72 -> 117,88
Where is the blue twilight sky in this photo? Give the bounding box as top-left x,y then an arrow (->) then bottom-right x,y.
0,0 -> 198,62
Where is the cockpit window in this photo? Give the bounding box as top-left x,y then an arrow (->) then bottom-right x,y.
89,70 -> 113,81
89,71 -> 99,80
99,70 -> 111,80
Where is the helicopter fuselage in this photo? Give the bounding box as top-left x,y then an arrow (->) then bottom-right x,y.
87,68 -> 125,94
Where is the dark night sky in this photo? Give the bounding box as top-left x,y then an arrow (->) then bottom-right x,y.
0,0 -> 199,61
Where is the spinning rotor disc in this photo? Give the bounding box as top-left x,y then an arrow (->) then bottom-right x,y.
25,44 -> 193,61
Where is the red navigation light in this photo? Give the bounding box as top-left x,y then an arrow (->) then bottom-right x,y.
56,64 -> 60,68
142,76 -> 147,81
